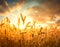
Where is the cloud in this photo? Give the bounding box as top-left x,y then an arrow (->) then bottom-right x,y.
22,6 -> 51,22
22,0 -> 60,15
40,0 -> 60,15
0,0 -> 9,13
0,0 -> 24,16
56,20 -> 60,25
22,3 -> 60,22
0,0 -> 60,17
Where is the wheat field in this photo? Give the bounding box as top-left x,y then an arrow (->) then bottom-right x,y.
0,16 -> 60,47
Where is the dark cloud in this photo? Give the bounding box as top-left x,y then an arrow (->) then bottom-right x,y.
37,0 -> 60,4
23,0 -> 60,22
0,0 -> 24,15
40,0 -> 60,15
0,0 -> 60,16
28,0 -> 60,15
22,0 -> 60,16
0,0 -> 9,13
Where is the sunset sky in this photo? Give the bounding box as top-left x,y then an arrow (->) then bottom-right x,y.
0,0 -> 60,24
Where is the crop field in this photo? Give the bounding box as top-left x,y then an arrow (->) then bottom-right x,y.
0,15 -> 60,47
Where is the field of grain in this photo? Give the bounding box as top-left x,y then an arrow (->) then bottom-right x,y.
0,16 -> 60,47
